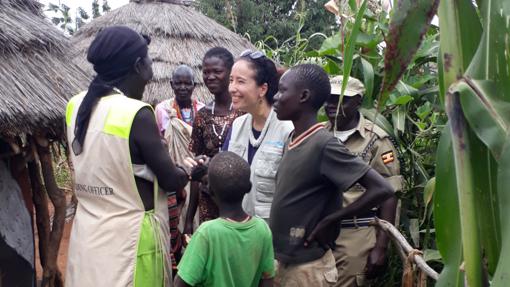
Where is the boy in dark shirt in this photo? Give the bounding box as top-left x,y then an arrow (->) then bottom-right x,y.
270,64 -> 393,286
175,152 -> 274,287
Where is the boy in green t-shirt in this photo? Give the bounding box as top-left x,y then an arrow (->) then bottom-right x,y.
175,151 -> 275,287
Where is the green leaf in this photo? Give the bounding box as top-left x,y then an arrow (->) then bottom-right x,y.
355,32 -> 380,49
360,57 -> 374,101
379,0 -> 440,107
422,177 -> 435,224
409,218 -> 420,247
446,92 -> 484,286
434,125 -> 463,287
340,0 -> 368,99
360,108 -> 395,138
416,102 -> 432,121
319,33 -> 341,55
455,79 -> 510,161
493,138 -> 510,285
467,130 -> 501,275
424,249 -> 442,263
438,0 -> 482,89
323,58 -> 341,75
392,106 -> 406,134
393,95 -> 413,106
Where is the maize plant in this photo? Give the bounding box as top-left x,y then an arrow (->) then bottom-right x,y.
380,0 -> 510,286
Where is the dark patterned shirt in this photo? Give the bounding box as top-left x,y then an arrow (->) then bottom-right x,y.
189,103 -> 242,158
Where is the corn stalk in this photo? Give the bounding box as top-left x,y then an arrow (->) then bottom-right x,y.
381,0 -> 510,285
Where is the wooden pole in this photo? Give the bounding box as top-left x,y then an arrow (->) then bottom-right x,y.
35,137 -> 66,287
371,218 -> 439,280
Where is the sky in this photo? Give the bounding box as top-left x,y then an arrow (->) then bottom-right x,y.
38,0 -> 129,17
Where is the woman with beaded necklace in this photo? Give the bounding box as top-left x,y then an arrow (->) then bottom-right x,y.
184,47 -> 242,235
222,50 -> 293,221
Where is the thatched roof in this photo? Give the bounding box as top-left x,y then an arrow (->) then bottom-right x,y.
0,0 -> 89,139
70,0 -> 255,105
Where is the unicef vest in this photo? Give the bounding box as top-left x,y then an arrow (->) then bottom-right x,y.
65,92 -> 170,287
228,109 -> 293,219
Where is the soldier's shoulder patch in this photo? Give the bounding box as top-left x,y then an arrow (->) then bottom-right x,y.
381,151 -> 395,164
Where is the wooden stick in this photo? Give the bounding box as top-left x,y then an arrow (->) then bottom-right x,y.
36,138 -> 65,287
371,218 -> 439,280
28,158 -> 50,278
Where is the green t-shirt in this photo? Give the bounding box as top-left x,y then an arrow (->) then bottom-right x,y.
177,217 -> 275,287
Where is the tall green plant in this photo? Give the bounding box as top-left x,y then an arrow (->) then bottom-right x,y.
382,0 -> 510,285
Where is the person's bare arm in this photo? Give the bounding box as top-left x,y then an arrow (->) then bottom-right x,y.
259,278 -> 274,287
132,107 -> 188,191
174,275 -> 192,287
183,181 -> 200,235
366,195 -> 397,278
306,169 -> 393,245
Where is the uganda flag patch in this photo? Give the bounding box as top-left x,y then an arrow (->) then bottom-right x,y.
382,151 -> 395,164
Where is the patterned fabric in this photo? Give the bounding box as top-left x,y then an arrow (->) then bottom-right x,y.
198,193 -> 220,223
189,103 -> 242,223
168,193 -> 182,271
189,105 -> 243,158
155,99 -> 205,136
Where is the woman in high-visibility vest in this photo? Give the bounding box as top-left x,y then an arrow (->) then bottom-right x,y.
65,26 -> 202,287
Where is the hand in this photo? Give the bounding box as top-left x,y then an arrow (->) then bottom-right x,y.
181,233 -> 192,247
305,217 -> 338,249
365,246 -> 387,279
160,138 -> 169,149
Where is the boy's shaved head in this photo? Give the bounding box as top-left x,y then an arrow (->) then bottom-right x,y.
290,64 -> 331,110
208,151 -> 252,203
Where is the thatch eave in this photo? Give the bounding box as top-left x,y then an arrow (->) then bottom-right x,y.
71,1 -> 255,105
0,0 -> 89,139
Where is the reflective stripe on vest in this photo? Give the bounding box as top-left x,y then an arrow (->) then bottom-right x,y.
66,93 -> 152,139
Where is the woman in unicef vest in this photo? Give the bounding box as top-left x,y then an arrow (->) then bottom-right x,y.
65,26 -> 194,287
222,50 -> 293,221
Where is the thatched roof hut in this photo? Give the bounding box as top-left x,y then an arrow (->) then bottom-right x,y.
70,0 -> 255,105
0,0 -> 89,139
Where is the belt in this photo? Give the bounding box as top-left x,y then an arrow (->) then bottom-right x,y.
341,210 -> 377,228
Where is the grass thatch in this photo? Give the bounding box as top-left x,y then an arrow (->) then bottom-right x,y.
70,0 -> 255,105
0,0 -> 89,139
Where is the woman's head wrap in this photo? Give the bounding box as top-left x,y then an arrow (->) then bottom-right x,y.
72,26 -> 150,155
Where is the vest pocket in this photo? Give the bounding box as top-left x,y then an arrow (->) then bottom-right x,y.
253,148 -> 282,203
253,148 -> 282,178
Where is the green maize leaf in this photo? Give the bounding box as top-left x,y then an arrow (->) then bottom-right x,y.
438,0 -> 482,89
340,0 -> 367,99
332,0 -> 367,132
446,92 -> 484,286
379,0 -> 439,107
493,138 -> 510,286
455,79 -> 510,161
468,132 -> 501,275
438,48 -> 446,106
459,0 -> 510,160
360,57 -> 374,101
434,125 -> 463,287
422,177 -> 435,225
466,0 -> 510,97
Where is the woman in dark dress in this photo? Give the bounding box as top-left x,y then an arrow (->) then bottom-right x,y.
183,47 -> 242,235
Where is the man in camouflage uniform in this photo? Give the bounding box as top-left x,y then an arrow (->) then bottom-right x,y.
324,76 -> 403,287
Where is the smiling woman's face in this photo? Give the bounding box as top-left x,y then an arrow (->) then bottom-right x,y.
229,60 -> 267,113
202,56 -> 230,95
